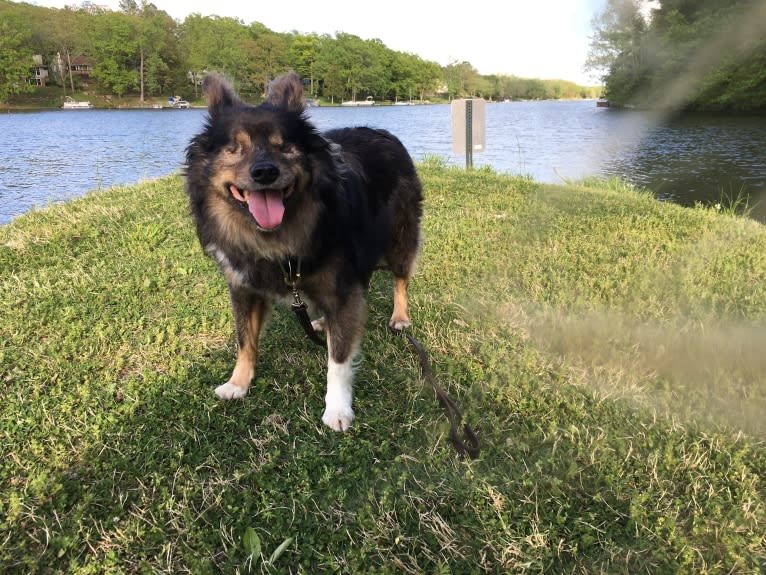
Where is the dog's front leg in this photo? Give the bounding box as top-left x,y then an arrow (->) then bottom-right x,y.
216,289 -> 270,400
321,291 -> 366,431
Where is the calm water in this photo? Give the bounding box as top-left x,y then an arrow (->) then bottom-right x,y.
2,101 -> 765,224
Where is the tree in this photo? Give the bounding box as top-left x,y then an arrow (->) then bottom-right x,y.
239,29 -> 290,97
314,35 -> 344,103
389,52 -> 440,102
587,0 -> 766,112
361,38 -> 392,98
444,60 -> 480,98
180,14 -> 249,89
134,3 -> 179,100
45,7 -> 90,94
288,34 -> 321,96
0,11 -> 34,103
413,59 -> 442,102
585,0 -> 650,105
90,11 -> 138,96
332,33 -> 386,101
0,1 -> 599,107
389,51 -> 418,102
648,0 -> 766,112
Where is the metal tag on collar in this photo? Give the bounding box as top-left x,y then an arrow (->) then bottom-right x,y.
279,257 -> 299,284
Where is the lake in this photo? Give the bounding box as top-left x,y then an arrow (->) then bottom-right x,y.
1,101 -> 765,225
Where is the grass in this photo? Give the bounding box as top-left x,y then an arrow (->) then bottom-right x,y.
1,165 -> 766,573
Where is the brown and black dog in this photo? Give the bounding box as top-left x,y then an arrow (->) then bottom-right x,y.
184,72 -> 423,431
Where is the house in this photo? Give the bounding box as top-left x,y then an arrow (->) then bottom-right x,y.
69,55 -> 96,88
48,53 -> 97,90
31,55 -> 48,87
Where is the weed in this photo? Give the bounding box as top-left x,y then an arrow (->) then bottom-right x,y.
716,184 -> 754,217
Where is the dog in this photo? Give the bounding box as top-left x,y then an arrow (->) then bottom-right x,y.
184,72 -> 423,432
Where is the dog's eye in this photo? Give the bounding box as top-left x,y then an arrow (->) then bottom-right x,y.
224,143 -> 241,154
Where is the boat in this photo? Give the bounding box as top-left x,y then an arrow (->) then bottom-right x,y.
596,98 -> 610,108
167,96 -> 190,109
341,96 -> 374,107
62,96 -> 94,109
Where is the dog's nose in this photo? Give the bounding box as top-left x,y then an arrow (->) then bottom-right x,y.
250,162 -> 280,184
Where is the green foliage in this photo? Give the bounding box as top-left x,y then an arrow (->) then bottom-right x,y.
132,3 -> 181,99
0,10 -> 35,103
180,14 -> 249,83
288,34 -> 322,96
242,527 -> 261,559
89,11 -> 139,96
444,60 -> 481,98
241,32 -> 291,97
326,33 -> 392,101
588,0 -> 766,112
391,52 -> 442,102
489,75 -> 600,101
1,0 -> 595,105
1,170 -> 766,572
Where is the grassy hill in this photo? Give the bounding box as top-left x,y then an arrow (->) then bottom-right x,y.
1,164 -> 765,573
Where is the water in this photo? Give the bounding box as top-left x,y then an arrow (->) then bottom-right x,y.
0,109 -> 203,224
2,101 -> 765,224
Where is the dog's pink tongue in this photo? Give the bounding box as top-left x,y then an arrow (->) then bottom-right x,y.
247,190 -> 284,230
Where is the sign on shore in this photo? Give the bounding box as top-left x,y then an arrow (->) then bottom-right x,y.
451,98 -> 486,168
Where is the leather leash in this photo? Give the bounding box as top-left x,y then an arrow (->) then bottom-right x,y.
389,325 -> 481,459
280,258 -> 480,459
279,257 -> 327,348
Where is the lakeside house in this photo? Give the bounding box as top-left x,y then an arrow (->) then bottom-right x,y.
69,55 -> 95,89
46,53 -> 96,90
31,55 -> 48,87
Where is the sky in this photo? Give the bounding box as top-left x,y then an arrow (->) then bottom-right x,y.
28,0 -> 608,85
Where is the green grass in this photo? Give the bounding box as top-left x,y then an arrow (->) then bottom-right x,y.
2,166 -> 765,573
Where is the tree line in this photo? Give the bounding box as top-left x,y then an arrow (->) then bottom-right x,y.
586,0 -> 766,113
0,0 -> 599,105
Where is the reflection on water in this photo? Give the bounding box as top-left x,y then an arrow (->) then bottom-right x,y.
596,112 -> 766,211
1,102 -> 765,224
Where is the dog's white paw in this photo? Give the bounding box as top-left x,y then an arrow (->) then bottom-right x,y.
311,317 -> 326,332
389,316 -> 412,331
215,382 -> 248,400
323,354 -> 355,431
322,404 -> 355,432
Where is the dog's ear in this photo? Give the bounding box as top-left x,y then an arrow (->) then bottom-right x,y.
264,72 -> 305,113
203,73 -> 240,116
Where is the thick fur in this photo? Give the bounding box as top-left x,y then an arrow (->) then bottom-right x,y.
185,72 -> 423,431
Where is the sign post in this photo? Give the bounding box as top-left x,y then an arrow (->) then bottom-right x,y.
465,99 -> 474,168
451,98 -> 486,169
